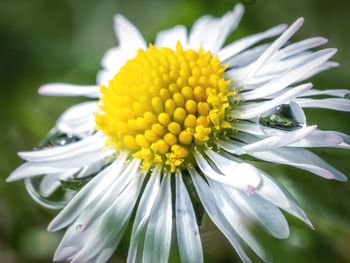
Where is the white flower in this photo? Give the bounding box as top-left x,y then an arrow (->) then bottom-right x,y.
8,4 -> 350,263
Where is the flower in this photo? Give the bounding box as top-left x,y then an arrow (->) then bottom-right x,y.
7,3 -> 350,263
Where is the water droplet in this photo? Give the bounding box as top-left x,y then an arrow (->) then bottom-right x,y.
24,129 -> 82,209
25,129 -> 107,209
35,128 -> 80,150
259,102 -> 306,135
76,224 -> 83,231
24,176 -> 75,209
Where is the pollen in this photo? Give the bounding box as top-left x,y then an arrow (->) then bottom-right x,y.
95,42 -> 234,172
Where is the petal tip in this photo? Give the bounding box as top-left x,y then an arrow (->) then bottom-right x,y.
38,84 -> 52,96
296,17 -> 305,25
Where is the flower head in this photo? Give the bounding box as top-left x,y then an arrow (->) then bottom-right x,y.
8,4 -> 349,263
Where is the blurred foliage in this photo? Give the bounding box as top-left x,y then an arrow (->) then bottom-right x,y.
0,0 -> 350,262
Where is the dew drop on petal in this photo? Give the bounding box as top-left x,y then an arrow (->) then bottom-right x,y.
259,101 -> 306,135
34,128 -> 80,149
24,176 -> 76,209
24,129 -> 87,209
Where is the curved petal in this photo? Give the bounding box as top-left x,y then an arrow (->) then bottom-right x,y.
39,169 -> 78,197
18,133 -> 104,162
208,149 -> 313,228
228,189 -> 289,239
195,152 -> 261,192
7,162 -> 66,182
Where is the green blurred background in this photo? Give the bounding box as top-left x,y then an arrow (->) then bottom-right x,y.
1,0 -> 350,262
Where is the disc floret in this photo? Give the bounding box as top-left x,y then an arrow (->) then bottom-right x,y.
96,42 -> 234,172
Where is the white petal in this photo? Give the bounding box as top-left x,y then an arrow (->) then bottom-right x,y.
290,130 -> 350,149
189,4 -> 244,53
213,150 -> 313,228
239,48 -> 336,100
155,25 -> 188,49
219,24 -> 287,62
295,61 -> 339,84
230,126 -> 317,154
296,98 -> 350,112
56,102 -> 97,138
100,47 -> 128,77
241,18 -> 304,85
74,158 -> 141,232
257,171 -> 314,229
188,165 -> 252,263
246,53 -> 310,83
127,167 -> 161,263
39,169 -> 78,197
7,162 -> 66,182
70,172 -> 146,263
249,147 -> 347,181
188,15 -> 212,49
234,121 -> 266,136
48,153 -> 128,232
100,15 -> 146,78
113,15 -> 147,50
38,83 -> 100,98
195,152 -> 261,192
209,3 -> 245,53
334,131 -> 350,144
142,172 -> 172,263
298,88 -> 350,98
230,83 -> 312,119
272,37 -> 328,61
228,189 -> 289,238
206,180 -> 268,261
96,69 -> 115,86
18,133 -> 106,162
225,43 -> 269,68
175,170 -> 203,263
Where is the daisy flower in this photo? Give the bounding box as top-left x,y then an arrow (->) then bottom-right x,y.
8,3 -> 350,263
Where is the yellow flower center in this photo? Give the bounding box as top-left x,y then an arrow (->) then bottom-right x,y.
95,43 -> 234,172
